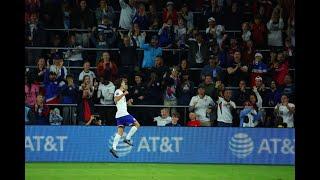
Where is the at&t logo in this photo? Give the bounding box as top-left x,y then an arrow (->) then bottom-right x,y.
229,133 -> 254,158
108,133 -> 133,157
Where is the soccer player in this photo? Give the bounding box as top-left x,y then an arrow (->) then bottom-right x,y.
109,78 -> 140,158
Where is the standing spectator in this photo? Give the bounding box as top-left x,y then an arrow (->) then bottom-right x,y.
226,50 -> 249,87
200,55 -> 223,82
141,35 -> 163,69
204,0 -> 223,25
158,19 -> 176,48
128,23 -> 146,48
59,75 -> 78,125
30,94 -> 50,125
224,2 -> 243,30
163,67 -> 180,114
63,34 -> 84,68
241,40 -> 255,66
118,35 -> 138,78
47,53 -> 68,81
43,70 -> 64,105
70,0 -> 96,47
49,108 -> 64,125
198,75 -> 216,99
253,76 -> 268,106
283,37 -> 295,67
61,2 -> 72,29
232,80 -> 251,107
175,17 -> 187,48
180,3 -> 194,32
25,74 -> 40,107
119,0 -> 136,30
177,71 -> 194,106
79,61 -> 96,86
274,95 -> 295,128
153,108 -> 172,126
187,33 -> 209,68
29,57 -> 47,85
132,3 -> 149,30
97,75 -> 115,125
129,73 -> 147,105
216,89 -> 236,127
286,15 -> 295,47
189,85 -> 215,127
205,17 -> 218,43
251,15 -> 267,49
239,101 -> 262,127
271,52 -> 289,86
145,71 -> 163,105
165,112 -> 181,126
95,0 -> 115,25
250,53 -> 268,87
265,80 -> 281,107
241,22 -> 251,42
267,7 -> 284,49
78,75 -> 96,125
187,112 -> 201,127
279,74 -> 295,102
163,1 -> 178,25
178,59 -> 189,76
96,52 -> 118,82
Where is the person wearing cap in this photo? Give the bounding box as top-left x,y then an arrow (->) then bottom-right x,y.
200,55 -> 223,82
187,33 -> 209,68
205,17 -> 216,36
163,1 -> 178,25
250,52 -> 268,87
177,70 -> 194,106
141,35 -> 163,68
239,101 -> 262,127
189,85 -> 215,127
119,0 -> 136,30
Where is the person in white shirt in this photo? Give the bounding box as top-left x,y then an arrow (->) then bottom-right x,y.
216,89 -> 236,127
79,61 -> 96,86
153,108 -> 172,126
274,94 -> 295,128
189,85 -> 215,126
119,0 -> 136,30
110,78 -> 140,158
97,76 -> 116,125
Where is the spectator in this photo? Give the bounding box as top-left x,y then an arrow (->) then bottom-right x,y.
97,75 -> 115,125
283,37 -> 295,67
204,0 -> 223,25
30,94 -> 50,125
118,35 -> 138,78
148,3 -> 161,30
141,35 -> 163,68
59,74 -> 78,125
189,85 -> 215,127
145,71 -> 163,105
232,80 -> 251,107
175,17 -> 187,48
251,15 -> 267,49
187,33 -> 209,68
279,74 -> 295,102
252,76 -> 267,106
177,71 -> 194,106
187,112 -> 201,127
180,3 -> 194,33
239,101 -> 262,127
267,7 -> 284,48
198,75 -> 216,99
216,89 -> 236,127
205,17 -> 220,44
79,61 -> 96,86
129,73 -> 147,105
95,0 -> 115,25
29,57 -> 47,85
25,105 -> 34,125
78,75 -> 96,125
25,74 -> 40,107
165,112 -> 181,126
286,15 -> 295,47
187,27 -> 199,42
158,19 -> 176,48
271,52 -> 289,86
128,23 -> 146,48
96,52 -> 118,82
227,38 -> 240,57
241,22 -> 251,42
63,34 -> 84,67
241,40 -> 255,66
224,2 -> 243,30
49,108 -> 64,125
274,95 -> 295,128
226,50 -> 249,87
250,53 -> 268,87
61,2 -> 72,29
163,67 -> 180,114
200,55 -> 223,82
265,80 -> 281,107
178,59 -> 189,77
48,53 -> 68,81
43,71 -> 63,104
153,108 -> 172,126
70,0 -> 96,47
163,1 -> 178,25
119,0 -> 136,30
132,3 -> 149,30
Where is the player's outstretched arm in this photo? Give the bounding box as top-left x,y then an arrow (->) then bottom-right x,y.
114,91 -> 129,103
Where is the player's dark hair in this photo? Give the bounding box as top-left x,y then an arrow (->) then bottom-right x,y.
114,78 -> 123,89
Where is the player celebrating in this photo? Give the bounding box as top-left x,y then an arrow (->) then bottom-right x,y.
110,78 -> 140,158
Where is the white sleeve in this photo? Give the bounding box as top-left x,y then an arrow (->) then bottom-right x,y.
189,96 -> 196,106
208,96 -> 215,106
78,72 -> 83,81
114,89 -> 122,97
231,101 -> 236,109
254,91 -> 263,108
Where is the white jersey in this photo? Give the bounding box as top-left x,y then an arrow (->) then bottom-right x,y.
114,89 -> 129,118
217,97 -> 236,124
276,103 -> 295,128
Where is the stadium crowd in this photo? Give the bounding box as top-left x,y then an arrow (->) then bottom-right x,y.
25,0 -> 295,128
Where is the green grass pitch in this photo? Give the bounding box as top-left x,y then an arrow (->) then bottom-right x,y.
25,163 -> 294,180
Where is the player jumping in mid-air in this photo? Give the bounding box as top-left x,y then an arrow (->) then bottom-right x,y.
110,78 -> 140,158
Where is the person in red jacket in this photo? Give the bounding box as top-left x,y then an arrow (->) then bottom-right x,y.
96,52 -> 118,82
187,112 -> 201,127
272,52 -> 289,86
251,15 -> 267,49
162,1 -> 178,25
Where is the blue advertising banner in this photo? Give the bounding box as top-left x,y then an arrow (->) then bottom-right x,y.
25,126 -> 295,164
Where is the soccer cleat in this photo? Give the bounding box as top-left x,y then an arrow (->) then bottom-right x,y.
109,148 -> 119,158
123,139 -> 133,146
